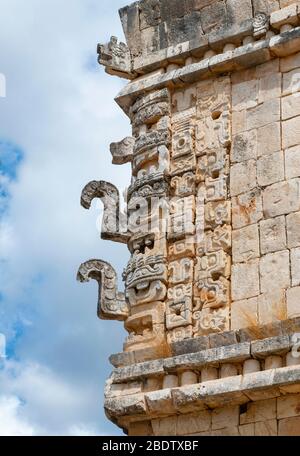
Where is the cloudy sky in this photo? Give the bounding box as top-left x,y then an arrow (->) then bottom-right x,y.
0,0 -> 131,436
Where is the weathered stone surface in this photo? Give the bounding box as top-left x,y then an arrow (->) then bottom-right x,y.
278,416 -> 300,435
257,151 -> 284,187
260,250 -> 290,293
258,289 -> 287,325
212,405 -> 239,430
277,393 -> 300,419
254,419 -> 278,436
230,160 -> 256,197
260,216 -> 287,255
251,335 -> 291,359
285,145 -> 300,180
291,248 -> 300,286
232,189 -> 263,229
287,211 -> 300,248
232,224 -> 259,263
263,179 -> 300,218
286,287 -> 300,319
231,297 -> 258,330
231,260 -> 260,301
240,398 -> 276,424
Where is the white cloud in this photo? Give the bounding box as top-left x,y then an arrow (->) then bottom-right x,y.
0,0 -> 131,435
0,396 -> 34,436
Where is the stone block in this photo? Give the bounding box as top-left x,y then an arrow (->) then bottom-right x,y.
152,417 -> 177,436
271,3 -> 299,29
211,405 -> 240,430
258,289 -> 287,325
145,389 -> 173,414
282,91 -> 300,121
243,359 -> 261,374
291,248 -> 300,286
232,224 -> 260,263
259,216 -> 287,255
230,160 -> 257,197
263,179 -> 300,218
177,411 -> 211,434
246,99 -> 280,131
251,335 -> 290,358
254,419 -> 278,436
180,371 -> 198,386
277,393 -> 300,419
220,363 -> 238,378
258,73 -> 282,103
232,189 -> 263,229
278,416 -> 300,435
260,251 -> 290,293
239,423 -> 255,436
231,130 -> 257,163
231,261 -> 260,301
232,78 -> 258,112
210,426 -> 240,436
208,331 -> 238,349
287,287 -> 300,318
282,116 -> 300,149
240,398 -> 276,425
257,122 -> 281,156
231,297 -> 258,330
282,67 -> 300,96
287,211 -> 300,248
265,355 -> 283,370
285,145 -> 300,179
128,421 -> 153,436
171,336 -> 210,356
201,367 -> 219,382
257,151 -> 284,187
281,51 -> 300,72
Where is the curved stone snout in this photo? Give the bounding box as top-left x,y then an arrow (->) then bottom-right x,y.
77,259 -> 129,321
81,180 -> 129,244
110,136 -> 134,165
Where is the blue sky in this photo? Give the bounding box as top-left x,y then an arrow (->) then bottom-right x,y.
0,0 -> 131,435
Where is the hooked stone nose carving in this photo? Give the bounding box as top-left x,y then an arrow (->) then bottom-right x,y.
80,180 -> 129,244
77,259 -> 129,321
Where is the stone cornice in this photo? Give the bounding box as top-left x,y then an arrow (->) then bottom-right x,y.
105,365 -> 300,424
116,26 -> 300,115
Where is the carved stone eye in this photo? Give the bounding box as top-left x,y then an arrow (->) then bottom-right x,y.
178,137 -> 186,148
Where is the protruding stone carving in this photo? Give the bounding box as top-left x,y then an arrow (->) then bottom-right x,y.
77,259 -> 129,321
124,252 -> 167,306
168,258 -> 194,285
253,13 -> 270,38
195,251 -> 231,280
193,307 -> 228,335
110,137 -> 135,165
97,36 -> 133,79
130,89 -> 170,128
171,172 -> 196,197
166,284 -> 193,330
81,180 -> 129,244
195,277 -> 230,309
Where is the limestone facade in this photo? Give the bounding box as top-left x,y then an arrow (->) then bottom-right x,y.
78,0 -> 300,436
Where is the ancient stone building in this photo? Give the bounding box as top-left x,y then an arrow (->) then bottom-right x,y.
78,0 -> 300,436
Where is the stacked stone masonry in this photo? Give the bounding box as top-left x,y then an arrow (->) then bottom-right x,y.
78,0 -> 300,435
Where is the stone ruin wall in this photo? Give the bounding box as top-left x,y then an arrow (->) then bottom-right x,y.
78,0 -> 300,436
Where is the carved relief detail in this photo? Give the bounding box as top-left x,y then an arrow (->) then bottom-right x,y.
81,180 -> 129,243
77,260 -> 128,321
110,137 -> 135,165
253,13 -> 269,38
97,36 -> 133,79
